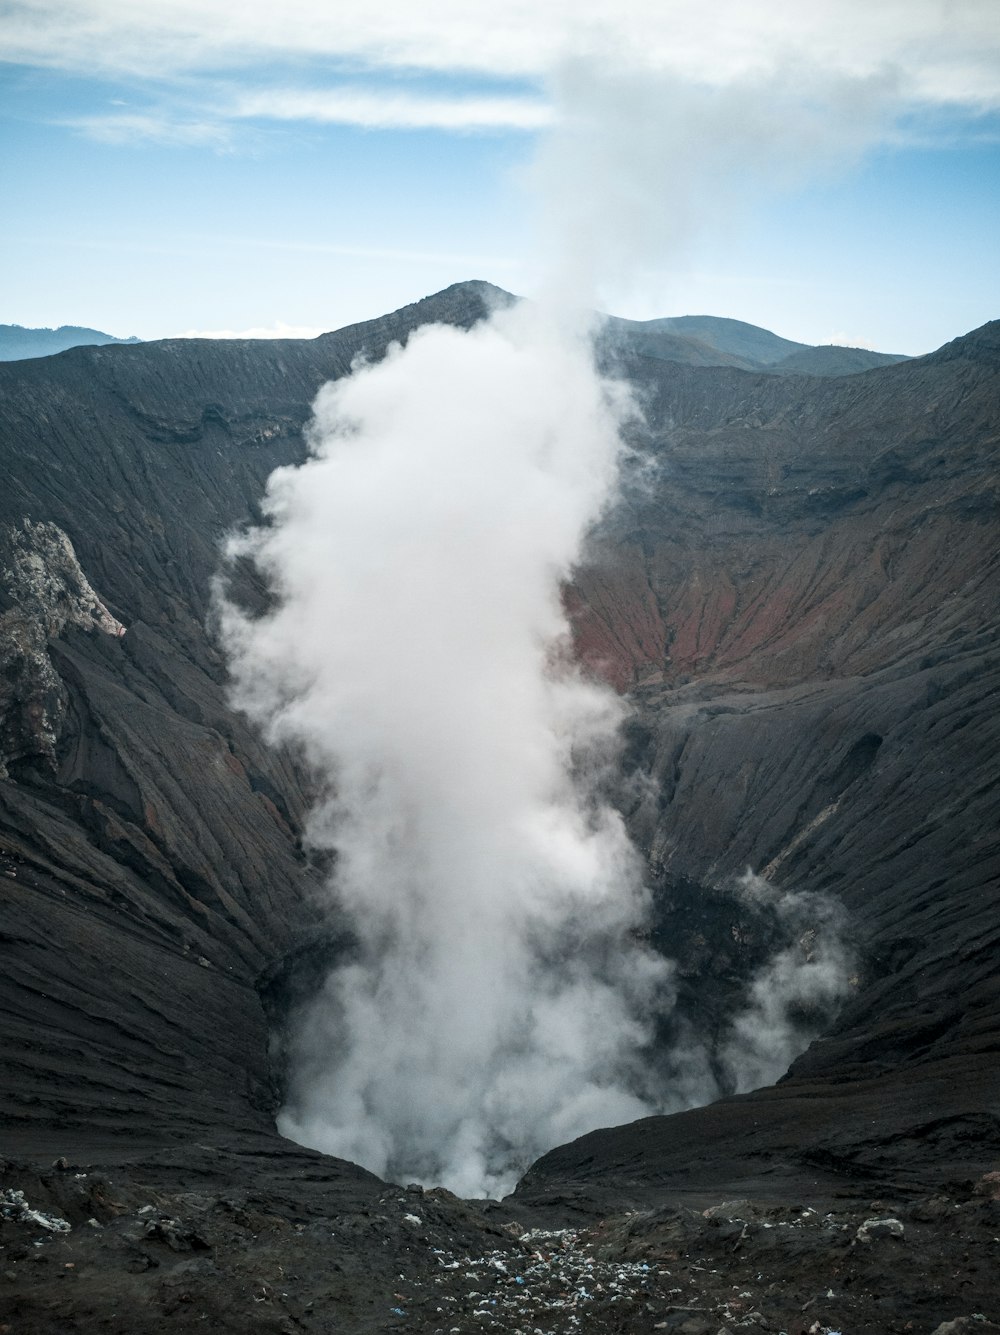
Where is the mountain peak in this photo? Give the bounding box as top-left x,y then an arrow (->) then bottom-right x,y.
923,318 -> 1000,367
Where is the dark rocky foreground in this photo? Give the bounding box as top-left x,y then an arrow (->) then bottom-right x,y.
4,1151 -> 1000,1333
1,283 -> 998,1332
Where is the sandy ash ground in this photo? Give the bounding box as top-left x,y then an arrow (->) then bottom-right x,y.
2,1150 -> 1000,1335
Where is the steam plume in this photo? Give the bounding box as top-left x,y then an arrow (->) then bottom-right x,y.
221,302 -> 673,1194
221,50 -> 885,1195
721,871 -> 853,1093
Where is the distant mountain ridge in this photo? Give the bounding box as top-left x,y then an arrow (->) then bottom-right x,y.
603,309 -> 910,376
639,312 -> 811,364
0,323 -> 140,361
3,293 -> 908,376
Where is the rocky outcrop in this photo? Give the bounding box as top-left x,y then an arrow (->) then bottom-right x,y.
0,519 -> 124,778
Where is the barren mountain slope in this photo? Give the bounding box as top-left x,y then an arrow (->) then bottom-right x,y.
0,283 -> 505,1151
535,320 -> 1000,1204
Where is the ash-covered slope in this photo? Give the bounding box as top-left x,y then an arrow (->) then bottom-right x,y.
527,319 -> 1000,1206
0,281 -> 502,1154
0,283 -> 997,1218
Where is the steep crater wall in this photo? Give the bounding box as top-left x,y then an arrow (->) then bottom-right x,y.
0,290 -> 997,1202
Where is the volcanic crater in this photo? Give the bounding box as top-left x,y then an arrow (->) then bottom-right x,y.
1,282 -> 998,1334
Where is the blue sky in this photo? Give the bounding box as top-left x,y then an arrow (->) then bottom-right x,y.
1,1 -> 998,353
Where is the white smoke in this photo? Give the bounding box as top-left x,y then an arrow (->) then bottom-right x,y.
720,871 -> 853,1093
531,61 -> 897,306
218,47 -> 888,1196
220,300 -> 675,1195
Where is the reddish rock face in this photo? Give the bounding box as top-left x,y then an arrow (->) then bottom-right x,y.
571,328 -> 999,694
540,321 -> 1000,1202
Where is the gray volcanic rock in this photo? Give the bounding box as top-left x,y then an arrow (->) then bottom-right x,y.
0,282 -> 998,1332
0,520 -> 125,777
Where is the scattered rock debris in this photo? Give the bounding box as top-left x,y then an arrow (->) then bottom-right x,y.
1,1189 -> 72,1234
2,1159 -> 999,1333
392,1227 -> 666,1332
855,1216 -> 905,1243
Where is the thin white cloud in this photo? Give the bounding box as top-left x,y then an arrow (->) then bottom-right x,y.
224,236 -> 523,271
62,90 -> 548,144
3,1 -> 999,110
231,88 -> 552,131
63,111 -> 233,148
0,229 -> 522,274
175,321 -> 328,339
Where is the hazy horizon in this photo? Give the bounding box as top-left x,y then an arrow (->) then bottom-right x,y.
0,286 -> 939,357
1,1 -> 998,354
